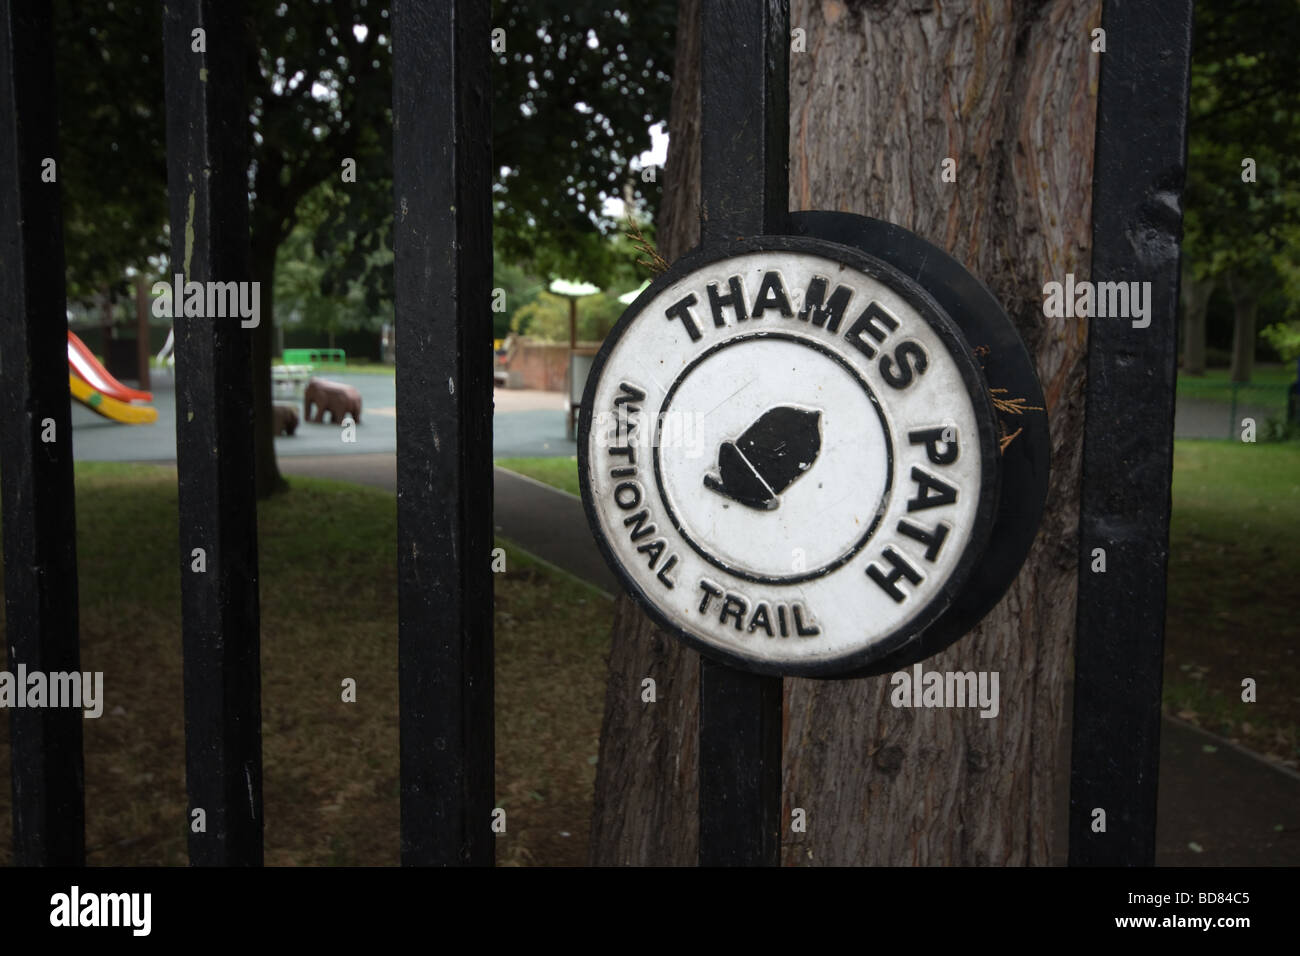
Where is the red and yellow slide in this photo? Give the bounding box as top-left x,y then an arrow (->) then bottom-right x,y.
67,331 -> 158,424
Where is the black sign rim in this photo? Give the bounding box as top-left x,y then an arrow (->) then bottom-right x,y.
577,234 -> 1001,678
788,212 -> 1052,677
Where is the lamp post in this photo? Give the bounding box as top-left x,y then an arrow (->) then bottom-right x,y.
548,278 -> 601,349
548,278 -> 601,440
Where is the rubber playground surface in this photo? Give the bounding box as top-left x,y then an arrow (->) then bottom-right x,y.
69,370 -> 575,462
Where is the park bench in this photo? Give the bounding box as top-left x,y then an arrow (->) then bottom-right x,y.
271,363 -> 314,399
282,347 -> 346,370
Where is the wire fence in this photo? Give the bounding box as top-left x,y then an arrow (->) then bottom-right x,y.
1174,379 -> 1297,440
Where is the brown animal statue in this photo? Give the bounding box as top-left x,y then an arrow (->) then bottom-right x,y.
272,403 -> 299,436
304,377 -> 362,425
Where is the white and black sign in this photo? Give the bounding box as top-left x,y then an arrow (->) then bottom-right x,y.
579,236 -> 999,676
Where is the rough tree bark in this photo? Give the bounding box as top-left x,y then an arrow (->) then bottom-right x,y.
1227,273 -> 1257,384
588,0 -> 703,864
591,0 -> 1100,866
1180,264 -> 1213,376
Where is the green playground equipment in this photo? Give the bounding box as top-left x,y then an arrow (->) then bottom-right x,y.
281,347 -> 346,370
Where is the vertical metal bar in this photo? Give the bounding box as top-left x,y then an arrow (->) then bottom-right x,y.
0,0 -> 85,866
699,0 -> 790,246
699,659 -> 783,865
393,0 -> 494,866
162,0 -> 263,866
696,0 -> 788,867
1069,0 -> 1193,867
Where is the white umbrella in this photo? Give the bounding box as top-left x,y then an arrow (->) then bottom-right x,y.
547,278 -> 602,349
618,280 -> 651,305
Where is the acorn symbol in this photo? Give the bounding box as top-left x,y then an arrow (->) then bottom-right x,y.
703,406 -> 822,511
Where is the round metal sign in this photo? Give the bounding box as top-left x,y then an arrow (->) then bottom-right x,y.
578,236 -> 999,677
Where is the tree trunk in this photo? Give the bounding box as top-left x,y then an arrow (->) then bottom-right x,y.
100,282 -> 114,347
135,273 -> 151,390
588,0 -> 703,866
590,0 -> 1099,866
1180,265 -> 1213,376
251,233 -> 287,497
1227,273 -> 1256,384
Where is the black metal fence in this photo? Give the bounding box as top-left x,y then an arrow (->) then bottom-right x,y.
1,0 -> 1192,868
1,0 -> 494,867
1069,0 -> 1192,865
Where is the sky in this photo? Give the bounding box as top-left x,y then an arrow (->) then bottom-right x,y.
602,122 -> 670,220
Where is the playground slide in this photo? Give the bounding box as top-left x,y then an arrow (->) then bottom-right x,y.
67,330 -> 153,402
69,374 -> 158,425
65,331 -> 157,424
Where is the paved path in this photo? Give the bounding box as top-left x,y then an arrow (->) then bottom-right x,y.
276,454 -> 616,595
1156,719 -> 1299,865
491,469 -> 616,594
1174,396 -> 1283,440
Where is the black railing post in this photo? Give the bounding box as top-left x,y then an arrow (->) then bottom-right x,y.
696,0 -> 789,867
0,0 -> 85,866
162,0 -> 264,866
392,0 -> 495,866
1069,0 -> 1194,866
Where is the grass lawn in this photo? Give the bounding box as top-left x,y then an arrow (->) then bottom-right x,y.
0,463 -> 612,866
1176,363 -> 1295,402
1165,440 -> 1300,767
495,456 -> 581,497
496,446 -> 1300,768
335,359 -> 396,376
